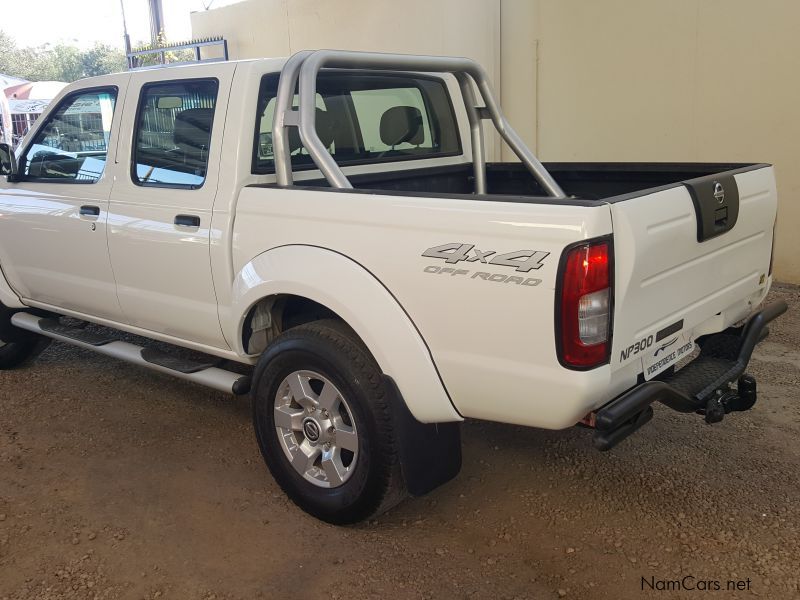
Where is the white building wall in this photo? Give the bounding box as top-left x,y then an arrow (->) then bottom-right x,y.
191,0 -> 541,160
534,0 -> 800,283
193,0 -> 800,282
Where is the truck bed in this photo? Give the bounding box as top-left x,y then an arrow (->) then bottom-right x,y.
296,162 -> 766,202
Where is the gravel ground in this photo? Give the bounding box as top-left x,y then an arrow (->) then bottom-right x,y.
1,284 -> 798,600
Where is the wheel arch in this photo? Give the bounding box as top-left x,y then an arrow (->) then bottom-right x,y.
0,261 -> 24,309
228,245 -> 462,424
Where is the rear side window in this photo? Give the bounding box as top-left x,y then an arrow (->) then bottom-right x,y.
132,79 -> 218,188
252,72 -> 461,174
21,88 -> 117,183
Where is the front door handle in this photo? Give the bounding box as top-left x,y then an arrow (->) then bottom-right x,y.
174,214 -> 201,227
79,205 -> 100,217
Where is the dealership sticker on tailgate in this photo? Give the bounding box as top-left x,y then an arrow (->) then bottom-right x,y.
642,333 -> 695,381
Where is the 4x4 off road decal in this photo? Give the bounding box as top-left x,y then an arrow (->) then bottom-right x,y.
422,243 -> 548,287
423,243 -> 549,272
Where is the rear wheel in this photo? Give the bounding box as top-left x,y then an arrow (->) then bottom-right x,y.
252,319 -> 406,524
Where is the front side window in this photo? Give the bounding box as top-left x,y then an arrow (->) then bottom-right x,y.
252,73 -> 461,174
133,79 -> 218,188
22,89 -> 117,182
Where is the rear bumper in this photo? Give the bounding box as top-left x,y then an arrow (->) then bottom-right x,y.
593,300 -> 788,451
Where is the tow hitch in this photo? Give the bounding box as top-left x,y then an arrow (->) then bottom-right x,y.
592,300 -> 787,450
702,374 -> 757,424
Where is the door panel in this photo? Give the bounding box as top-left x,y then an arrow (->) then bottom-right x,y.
108,66 -> 235,349
0,187 -> 119,318
0,82 -> 126,320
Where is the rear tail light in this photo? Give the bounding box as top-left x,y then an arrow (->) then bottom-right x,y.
556,238 -> 613,369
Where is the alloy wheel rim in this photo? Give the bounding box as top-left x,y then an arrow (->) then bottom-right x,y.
274,370 -> 359,488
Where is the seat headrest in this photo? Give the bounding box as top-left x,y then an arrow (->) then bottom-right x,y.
380,106 -> 423,147
288,108 -> 336,153
173,108 -> 214,150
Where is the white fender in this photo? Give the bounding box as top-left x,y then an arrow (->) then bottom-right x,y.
0,263 -> 24,308
228,245 -> 462,424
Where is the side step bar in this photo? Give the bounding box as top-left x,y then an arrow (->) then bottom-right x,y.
11,312 -> 251,395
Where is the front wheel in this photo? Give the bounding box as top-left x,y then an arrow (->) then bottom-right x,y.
252,320 -> 406,524
0,305 -> 50,369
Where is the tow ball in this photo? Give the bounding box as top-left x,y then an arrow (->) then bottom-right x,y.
701,374 -> 757,424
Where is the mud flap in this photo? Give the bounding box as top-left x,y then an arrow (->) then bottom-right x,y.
382,375 -> 462,496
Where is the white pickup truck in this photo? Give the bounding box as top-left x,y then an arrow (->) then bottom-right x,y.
0,50 -> 786,523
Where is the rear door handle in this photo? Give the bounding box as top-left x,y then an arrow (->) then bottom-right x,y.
79,205 -> 100,217
174,214 -> 200,228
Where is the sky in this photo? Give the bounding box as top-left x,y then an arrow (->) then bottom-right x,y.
2,0 -> 245,49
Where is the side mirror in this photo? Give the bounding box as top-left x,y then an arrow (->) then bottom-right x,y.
0,143 -> 18,179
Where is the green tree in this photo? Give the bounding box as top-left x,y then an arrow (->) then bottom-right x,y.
82,44 -> 128,77
37,44 -> 84,81
0,30 -> 23,77
0,31 -> 127,82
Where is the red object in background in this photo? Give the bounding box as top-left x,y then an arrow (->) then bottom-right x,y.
4,81 -> 67,100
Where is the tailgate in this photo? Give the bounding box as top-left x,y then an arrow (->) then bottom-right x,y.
610,165 -> 777,376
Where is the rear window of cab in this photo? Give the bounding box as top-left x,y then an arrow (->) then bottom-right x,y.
252,72 -> 462,174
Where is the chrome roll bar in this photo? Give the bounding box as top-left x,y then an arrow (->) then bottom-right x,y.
272,49 -> 566,198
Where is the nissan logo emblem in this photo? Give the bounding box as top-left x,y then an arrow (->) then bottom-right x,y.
713,182 -> 725,204
303,418 -> 321,442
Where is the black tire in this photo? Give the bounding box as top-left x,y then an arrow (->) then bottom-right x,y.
0,304 -> 50,369
252,319 -> 406,524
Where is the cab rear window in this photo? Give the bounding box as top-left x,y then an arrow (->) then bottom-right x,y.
252,72 -> 461,174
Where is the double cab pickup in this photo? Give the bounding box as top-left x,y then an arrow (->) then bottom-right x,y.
0,50 -> 785,523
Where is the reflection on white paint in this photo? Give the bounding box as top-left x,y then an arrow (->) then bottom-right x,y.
241,262 -> 263,288
491,220 -> 584,232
